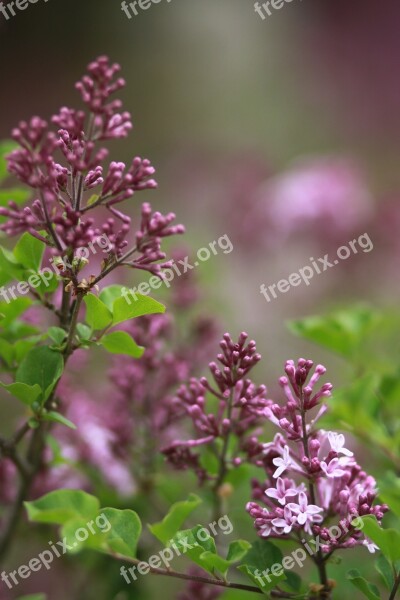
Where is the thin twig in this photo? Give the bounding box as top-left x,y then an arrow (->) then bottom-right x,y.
389,570 -> 400,600
29,288 -> 62,318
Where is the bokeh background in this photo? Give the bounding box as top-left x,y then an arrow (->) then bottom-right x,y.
1,0 -> 400,370
1,0 -> 400,598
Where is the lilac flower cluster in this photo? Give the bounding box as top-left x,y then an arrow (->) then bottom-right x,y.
162,332 -> 271,482
0,56 -> 183,288
246,359 -> 389,553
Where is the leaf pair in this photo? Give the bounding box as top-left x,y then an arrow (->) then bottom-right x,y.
83,285 -> 165,358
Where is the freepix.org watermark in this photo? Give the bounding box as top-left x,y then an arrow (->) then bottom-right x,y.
0,234 -> 112,305
121,234 -> 233,305
120,514 -> 233,584
260,233 -> 373,303
0,0 -> 49,21
1,513 -> 111,590
254,0 -> 298,21
121,0 -> 172,20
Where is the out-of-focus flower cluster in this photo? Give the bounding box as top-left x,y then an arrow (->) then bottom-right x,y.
0,56 -> 183,286
217,157 -> 373,253
4,250 -> 219,499
108,251 -> 219,488
178,566 -> 223,600
246,358 -> 389,554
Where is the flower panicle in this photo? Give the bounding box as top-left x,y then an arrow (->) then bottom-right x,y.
161,333 -> 270,483
0,56 -> 184,282
240,356 -> 389,554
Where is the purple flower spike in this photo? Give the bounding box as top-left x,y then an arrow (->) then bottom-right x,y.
1,56 -> 184,288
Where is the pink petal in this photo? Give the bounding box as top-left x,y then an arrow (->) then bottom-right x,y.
297,513 -> 307,525
266,488 -> 280,500
307,504 -> 323,514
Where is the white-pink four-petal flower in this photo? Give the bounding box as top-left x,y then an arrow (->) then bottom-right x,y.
320,457 -> 350,478
272,506 -> 295,535
287,491 -> 323,534
272,445 -> 293,479
265,477 -> 298,506
327,431 -> 353,457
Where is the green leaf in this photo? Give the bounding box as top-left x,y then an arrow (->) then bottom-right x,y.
375,554 -> 394,590
25,490 -> 100,525
112,294 -> 165,326
59,507 -> 141,559
76,323 -> 92,341
86,193 -> 99,208
58,515 -> 98,554
0,140 -> 17,183
47,327 -> 67,346
96,507 -> 141,559
358,516 -> 400,562
0,187 -> 31,207
100,331 -> 144,358
28,269 -> 59,296
0,298 -> 32,327
13,338 -> 39,362
84,293 -> 112,331
0,246 -> 25,280
41,411 -> 76,430
226,540 -> 253,564
378,473 -> 400,518
0,338 -> 14,367
347,569 -> 381,599
287,306 -> 379,358
199,540 -> 251,577
148,494 -> 202,545
320,373 -> 391,453
0,382 -> 42,406
282,570 -> 302,592
169,525 -> 217,575
14,233 -> 45,271
16,346 -> 64,403
99,284 -> 124,312
238,540 -> 286,593
99,285 -> 126,310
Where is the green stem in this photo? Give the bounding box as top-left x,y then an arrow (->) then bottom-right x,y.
65,294 -> 83,356
212,387 -> 234,521
389,571 -> 400,600
0,288 -> 84,560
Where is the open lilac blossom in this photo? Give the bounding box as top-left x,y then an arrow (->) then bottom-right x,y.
327,431 -> 353,457
271,506 -> 296,535
272,445 -> 293,478
320,457 -> 350,478
246,357 -> 389,553
265,477 -> 298,506
287,491 -> 324,534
